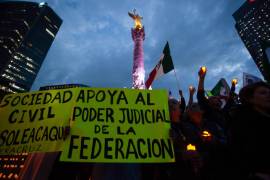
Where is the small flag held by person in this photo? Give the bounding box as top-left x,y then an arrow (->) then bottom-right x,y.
209,78 -> 230,108
243,72 -> 262,87
210,78 -> 230,97
145,42 -> 174,89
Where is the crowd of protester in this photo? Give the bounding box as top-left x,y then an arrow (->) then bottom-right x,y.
163,67 -> 270,180
17,67 -> 270,180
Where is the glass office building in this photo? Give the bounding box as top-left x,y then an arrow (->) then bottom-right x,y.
233,0 -> 270,82
0,1 -> 62,100
0,1 -> 62,178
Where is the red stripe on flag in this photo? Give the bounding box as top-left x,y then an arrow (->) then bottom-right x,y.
145,68 -> 157,89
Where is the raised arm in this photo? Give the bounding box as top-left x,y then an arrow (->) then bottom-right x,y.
198,66 -> 206,91
197,67 -> 210,110
223,79 -> 238,110
179,90 -> 186,113
188,86 -> 196,109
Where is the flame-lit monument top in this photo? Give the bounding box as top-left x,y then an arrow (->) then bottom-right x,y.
129,9 -> 145,89
128,9 -> 143,30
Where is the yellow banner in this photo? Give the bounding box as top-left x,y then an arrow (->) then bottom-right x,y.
0,88 -> 174,162
60,88 -> 174,163
0,89 -> 75,155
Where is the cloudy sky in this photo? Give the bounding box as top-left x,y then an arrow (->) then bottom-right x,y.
31,0 -> 263,99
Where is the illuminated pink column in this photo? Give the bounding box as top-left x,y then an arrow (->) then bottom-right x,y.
131,27 -> 145,89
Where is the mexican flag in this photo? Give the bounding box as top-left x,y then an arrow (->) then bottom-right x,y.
210,78 -> 230,97
210,78 -> 230,108
145,42 -> 174,89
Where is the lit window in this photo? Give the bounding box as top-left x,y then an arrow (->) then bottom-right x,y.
14,29 -> 23,39
5,69 -> 26,81
0,85 -> 16,93
9,83 -> 25,91
45,28 -> 55,38
1,73 -> 16,81
10,61 -> 25,71
13,55 -> 20,60
8,64 -> 20,72
44,16 -> 52,23
8,37 -> 15,43
25,67 -> 36,75
53,25 -> 59,29
26,62 -> 36,70
39,2 -> 46,6
24,21 -> 30,29
25,56 -> 36,64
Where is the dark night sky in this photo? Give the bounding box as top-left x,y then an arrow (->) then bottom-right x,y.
30,0 -> 262,99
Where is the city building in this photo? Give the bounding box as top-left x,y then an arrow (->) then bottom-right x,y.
0,1 -> 62,179
233,0 -> 270,82
0,1 -> 62,100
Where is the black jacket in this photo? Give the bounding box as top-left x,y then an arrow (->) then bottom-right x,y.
228,105 -> 270,178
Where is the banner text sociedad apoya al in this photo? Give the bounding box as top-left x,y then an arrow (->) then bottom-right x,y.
0,88 -> 174,162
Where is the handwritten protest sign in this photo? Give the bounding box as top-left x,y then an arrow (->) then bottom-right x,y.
0,89 -> 75,155
0,88 -> 174,163
60,88 -> 174,163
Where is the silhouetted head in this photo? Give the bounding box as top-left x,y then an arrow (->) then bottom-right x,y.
208,96 -> 222,110
239,81 -> 270,112
187,103 -> 204,126
168,98 -> 181,123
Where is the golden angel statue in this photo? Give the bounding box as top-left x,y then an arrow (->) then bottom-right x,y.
128,9 -> 143,29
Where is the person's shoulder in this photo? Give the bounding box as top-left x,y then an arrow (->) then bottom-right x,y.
180,120 -> 195,132
229,104 -> 248,115
229,104 -> 254,126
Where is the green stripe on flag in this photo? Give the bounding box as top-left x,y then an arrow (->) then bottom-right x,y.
162,42 -> 174,73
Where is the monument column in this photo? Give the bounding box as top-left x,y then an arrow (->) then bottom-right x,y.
129,10 -> 145,89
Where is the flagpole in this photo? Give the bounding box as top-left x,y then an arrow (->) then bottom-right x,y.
173,69 -> 181,90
